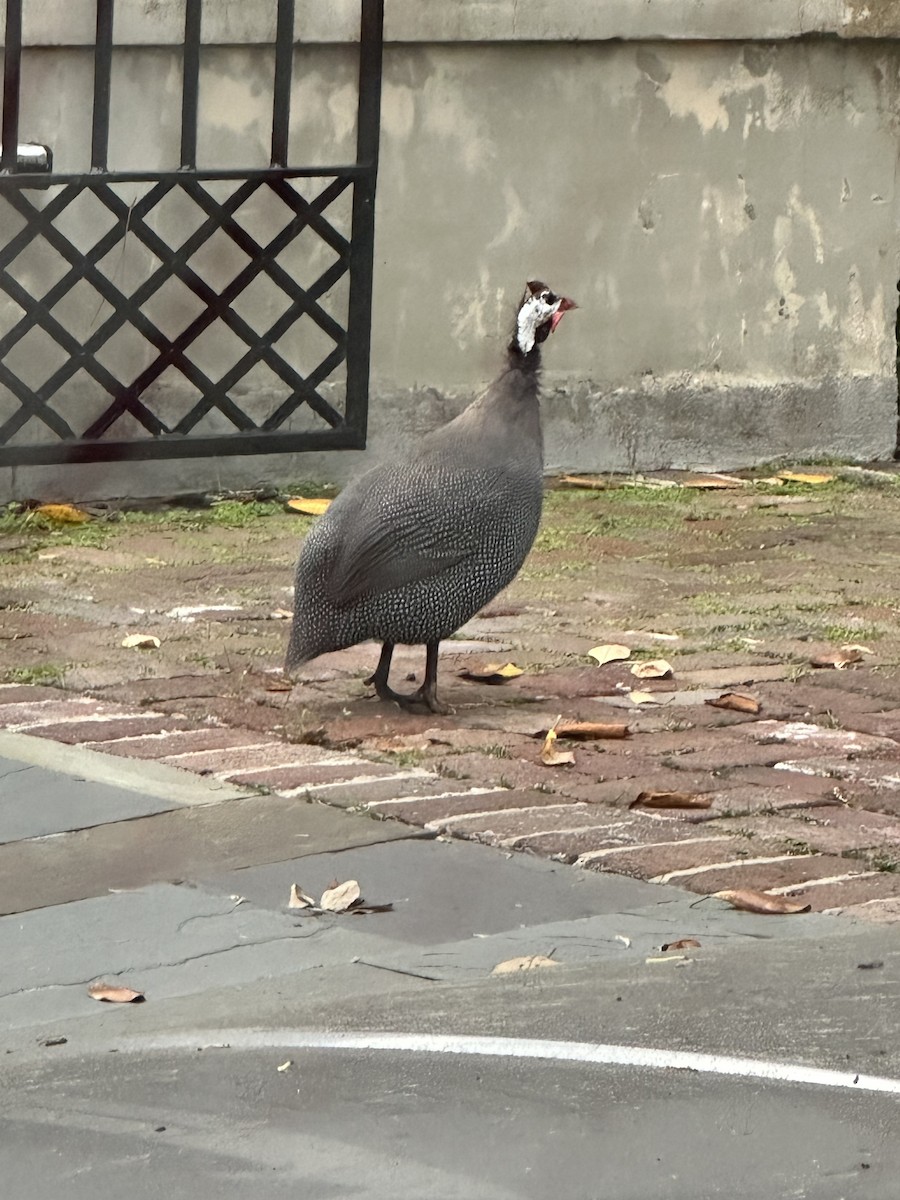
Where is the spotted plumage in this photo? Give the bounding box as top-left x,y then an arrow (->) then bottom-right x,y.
286,280 -> 575,712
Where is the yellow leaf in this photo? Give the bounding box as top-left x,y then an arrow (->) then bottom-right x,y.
460,662 -> 525,683
630,659 -> 673,679
286,497 -> 332,516
680,474 -> 745,489
34,503 -> 90,524
777,471 -> 835,485
121,634 -> 161,650
628,690 -> 659,705
540,725 -> 575,767
558,474 -> 614,491
588,643 -> 631,666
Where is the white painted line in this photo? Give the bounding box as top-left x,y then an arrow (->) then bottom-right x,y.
122,1030 -> 900,1096
370,787 -> 505,808
575,835 -> 721,866
651,853 -> 811,885
765,870 -> 881,895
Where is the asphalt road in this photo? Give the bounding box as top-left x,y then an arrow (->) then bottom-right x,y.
1,735 -> 898,1198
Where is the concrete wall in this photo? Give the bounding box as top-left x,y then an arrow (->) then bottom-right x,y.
2,0 -> 900,501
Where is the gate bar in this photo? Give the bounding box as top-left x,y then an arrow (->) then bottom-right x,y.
91,0 -> 115,170
181,0 -> 202,169
1,0 -> 22,173
344,0 -> 384,441
271,0 -> 295,167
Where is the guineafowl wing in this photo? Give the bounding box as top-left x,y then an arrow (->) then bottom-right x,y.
326,463 -> 505,608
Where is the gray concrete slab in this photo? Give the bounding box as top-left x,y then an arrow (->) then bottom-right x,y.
0,730 -> 253,806
0,791 -> 421,915
0,881 -> 404,1029
210,836 -> 682,946
0,756 -> 177,842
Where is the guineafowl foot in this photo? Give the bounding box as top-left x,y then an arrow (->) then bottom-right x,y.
364,639 -> 452,715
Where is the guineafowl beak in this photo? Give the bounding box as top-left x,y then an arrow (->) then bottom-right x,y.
550,296 -> 577,334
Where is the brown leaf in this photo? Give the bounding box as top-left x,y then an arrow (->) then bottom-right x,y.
629,790 -> 712,810
87,981 -> 145,1003
705,692 -> 761,714
630,659 -> 674,679
34,502 -> 90,524
714,888 -> 811,915
459,662 -> 524,684
661,938 -> 702,951
491,954 -> 559,975
554,720 -> 629,741
121,633 -> 161,650
265,679 -> 294,693
285,497 -> 331,516
319,879 -> 361,912
810,648 -> 864,670
540,726 -> 575,766
587,643 -> 631,666
288,883 -> 316,909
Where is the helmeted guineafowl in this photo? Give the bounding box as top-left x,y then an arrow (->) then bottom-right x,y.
285,279 -> 576,713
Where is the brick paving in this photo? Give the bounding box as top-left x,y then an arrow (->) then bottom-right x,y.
3,476 -> 900,919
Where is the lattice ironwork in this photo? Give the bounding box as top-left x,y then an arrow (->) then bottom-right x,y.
0,0 -> 383,466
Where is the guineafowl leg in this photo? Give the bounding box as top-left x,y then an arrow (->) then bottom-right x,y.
365,640 -> 449,714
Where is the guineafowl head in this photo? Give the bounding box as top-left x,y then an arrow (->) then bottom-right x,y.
513,280 -> 576,356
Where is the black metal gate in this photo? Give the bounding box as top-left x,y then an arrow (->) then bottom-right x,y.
0,0 -> 383,467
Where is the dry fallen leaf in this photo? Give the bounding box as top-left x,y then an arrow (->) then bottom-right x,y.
491,954 -> 559,975
559,474 -> 614,491
661,938 -> 702,951
553,720 -> 629,741
628,690 -> 660,705
540,725 -> 575,767
588,643 -> 631,666
681,474 -> 746,489
34,502 -> 90,523
285,497 -> 332,516
269,608 -> 293,620
715,888 -> 811,915
810,648 -> 864,670
319,879 -> 362,912
87,981 -> 145,1004
459,662 -> 525,684
276,1060 -> 293,1072
630,659 -> 674,679
121,633 -> 161,650
705,692 -> 761,715
629,790 -> 712,810
615,934 -> 631,948
288,883 -> 316,909
777,470 -> 835,485
646,954 -> 688,963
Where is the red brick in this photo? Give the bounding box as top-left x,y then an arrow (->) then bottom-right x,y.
374,788 -> 567,827
588,835 -> 766,882
0,684 -> 66,705
678,853 -> 871,895
710,807 -> 900,857
27,715 -> 193,744
85,726 -> 265,759
772,872 -> 900,913
0,697 -> 112,729
228,760 -> 405,790
159,741 -> 349,773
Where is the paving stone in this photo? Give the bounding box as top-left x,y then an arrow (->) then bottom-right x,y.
675,664 -> 794,688
738,720 -> 899,756
584,835 -> 769,883
82,725 -> 263,759
303,772 -> 447,808
0,697 -> 113,729
677,853 -> 874,896
0,684 -> 68,706
158,741 -> 353,773
227,760 -> 407,790
710,807 -> 900,857
27,714 -> 195,745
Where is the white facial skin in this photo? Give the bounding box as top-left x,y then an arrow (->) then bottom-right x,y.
516,289 -> 563,354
